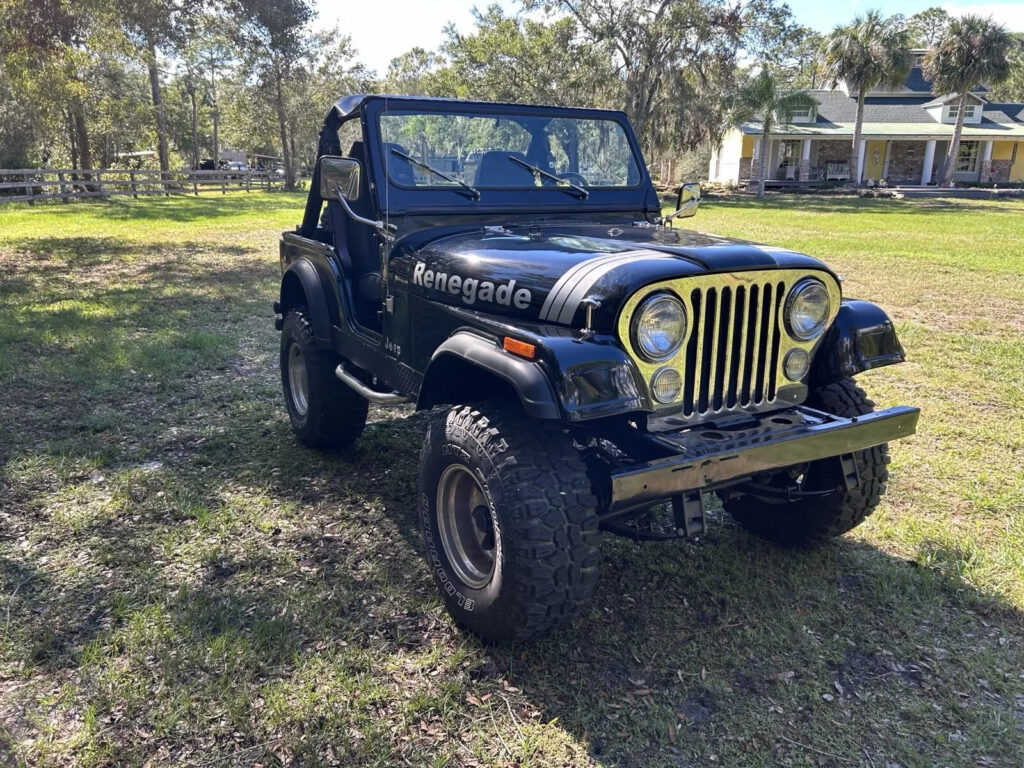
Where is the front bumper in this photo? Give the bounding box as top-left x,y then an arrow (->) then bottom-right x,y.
608,404 -> 919,514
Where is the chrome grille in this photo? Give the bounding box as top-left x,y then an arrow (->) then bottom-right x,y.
681,279 -> 787,417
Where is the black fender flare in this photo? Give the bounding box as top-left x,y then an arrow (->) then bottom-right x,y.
810,299 -> 905,387
417,332 -> 561,419
278,259 -> 334,347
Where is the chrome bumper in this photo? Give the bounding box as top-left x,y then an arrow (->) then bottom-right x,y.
608,405 -> 919,513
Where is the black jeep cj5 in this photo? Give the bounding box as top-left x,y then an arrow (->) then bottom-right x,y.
273,94 -> 919,643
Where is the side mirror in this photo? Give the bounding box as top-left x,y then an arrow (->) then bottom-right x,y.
664,182 -> 701,226
319,156 -> 361,201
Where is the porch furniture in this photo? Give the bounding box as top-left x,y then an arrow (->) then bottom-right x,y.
826,163 -> 849,181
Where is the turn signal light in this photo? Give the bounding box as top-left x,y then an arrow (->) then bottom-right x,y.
503,337 -> 536,359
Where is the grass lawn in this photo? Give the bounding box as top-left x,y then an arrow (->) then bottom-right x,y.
1,191 -> 1022,767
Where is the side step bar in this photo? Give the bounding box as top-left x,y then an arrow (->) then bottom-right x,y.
334,365 -> 409,405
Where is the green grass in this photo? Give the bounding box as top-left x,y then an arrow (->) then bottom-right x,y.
1,191 -> 1023,767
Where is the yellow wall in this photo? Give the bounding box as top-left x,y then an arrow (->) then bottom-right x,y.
741,135 -> 755,159
992,141 -> 1015,160
864,140 -> 887,181
1013,143 -> 1024,181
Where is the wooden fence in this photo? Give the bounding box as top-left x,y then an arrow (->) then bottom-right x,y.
0,168 -> 285,203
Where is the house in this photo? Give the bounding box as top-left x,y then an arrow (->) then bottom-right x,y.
709,51 -> 1024,187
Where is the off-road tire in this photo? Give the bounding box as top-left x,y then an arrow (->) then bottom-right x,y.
280,309 -> 368,449
721,379 -> 890,547
419,404 -> 600,643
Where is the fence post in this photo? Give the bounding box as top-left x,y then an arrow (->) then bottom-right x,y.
130,169 -> 138,199
24,170 -> 34,205
58,169 -> 70,203
221,173 -> 226,195
246,171 -> 252,192
96,170 -> 106,198
193,170 -> 199,196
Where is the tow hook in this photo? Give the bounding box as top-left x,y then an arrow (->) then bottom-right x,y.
674,491 -> 706,538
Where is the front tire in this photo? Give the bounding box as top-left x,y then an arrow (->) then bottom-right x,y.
419,404 -> 600,643
721,379 -> 890,547
280,309 -> 368,449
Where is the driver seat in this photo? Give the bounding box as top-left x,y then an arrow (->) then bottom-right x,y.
474,150 -> 533,187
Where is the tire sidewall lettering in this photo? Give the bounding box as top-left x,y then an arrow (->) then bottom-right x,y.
421,429 -> 504,615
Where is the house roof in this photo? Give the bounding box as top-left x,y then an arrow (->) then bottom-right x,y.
921,93 -> 986,108
740,89 -> 1024,139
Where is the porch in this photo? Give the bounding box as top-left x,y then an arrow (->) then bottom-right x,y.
739,137 -> 1024,187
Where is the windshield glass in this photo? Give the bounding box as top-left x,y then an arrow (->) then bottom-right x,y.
378,108 -> 642,190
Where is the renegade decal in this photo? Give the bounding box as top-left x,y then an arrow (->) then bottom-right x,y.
412,262 -> 532,310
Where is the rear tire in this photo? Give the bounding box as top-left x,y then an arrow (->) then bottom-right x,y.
721,379 -> 890,547
280,309 -> 368,449
419,404 -> 600,643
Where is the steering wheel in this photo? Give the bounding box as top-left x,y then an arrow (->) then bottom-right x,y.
558,172 -> 589,187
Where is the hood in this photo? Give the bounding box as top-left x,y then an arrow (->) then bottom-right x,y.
399,222 -> 835,330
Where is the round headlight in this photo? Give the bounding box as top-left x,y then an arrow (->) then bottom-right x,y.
632,293 -> 686,361
783,348 -> 810,381
651,367 -> 682,404
785,279 -> 831,340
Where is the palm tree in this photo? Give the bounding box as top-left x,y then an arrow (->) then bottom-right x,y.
731,69 -> 818,199
824,11 -> 911,186
924,15 -> 1012,187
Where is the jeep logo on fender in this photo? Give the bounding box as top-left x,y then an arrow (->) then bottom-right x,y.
412,261 -> 532,310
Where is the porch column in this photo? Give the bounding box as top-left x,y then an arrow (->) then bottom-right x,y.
856,139 -> 866,184
981,140 -> 994,182
882,141 -> 892,180
749,137 -> 763,187
921,140 -> 936,185
799,139 -> 812,181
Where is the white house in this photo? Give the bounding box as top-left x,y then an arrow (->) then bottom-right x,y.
710,51 -> 1024,187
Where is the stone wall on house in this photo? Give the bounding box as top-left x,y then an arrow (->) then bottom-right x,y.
982,159 -> 1012,183
887,141 -> 929,184
739,157 -> 752,181
816,141 -> 849,165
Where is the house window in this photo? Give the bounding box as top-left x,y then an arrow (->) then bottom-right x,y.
949,104 -> 976,120
956,141 -> 980,173
789,106 -> 813,119
913,54 -> 925,67
780,140 -> 801,160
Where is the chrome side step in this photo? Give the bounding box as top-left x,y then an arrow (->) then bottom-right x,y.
334,365 -> 409,405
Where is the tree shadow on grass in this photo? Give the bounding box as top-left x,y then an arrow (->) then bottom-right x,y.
5,386 -> 1024,766
2,230 -> 1023,767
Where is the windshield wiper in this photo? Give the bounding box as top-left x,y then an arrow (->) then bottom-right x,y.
390,148 -> 480,200
508,156 -> 589,199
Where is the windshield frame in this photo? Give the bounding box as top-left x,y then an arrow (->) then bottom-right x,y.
361,97 -> 656,217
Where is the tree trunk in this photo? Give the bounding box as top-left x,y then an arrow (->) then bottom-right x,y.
147,39 -> 170,172
71,96 -> 92,189
189,83 -> 200,171
940,91 -> 968,187
210,59 -> 220,166
849,88 -> 865,187
67,109 -> 79,171
212,106 -> 220,167
758,130 -> 769,200
274,67 -> 293,190
72,98 -> 92,171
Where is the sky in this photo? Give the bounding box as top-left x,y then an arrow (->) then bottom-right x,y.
314,0 -> 1024,75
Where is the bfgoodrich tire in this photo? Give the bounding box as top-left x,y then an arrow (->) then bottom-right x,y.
419,404 -> 600,643
280,310 -> 368,449
721,379 -> 890,547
